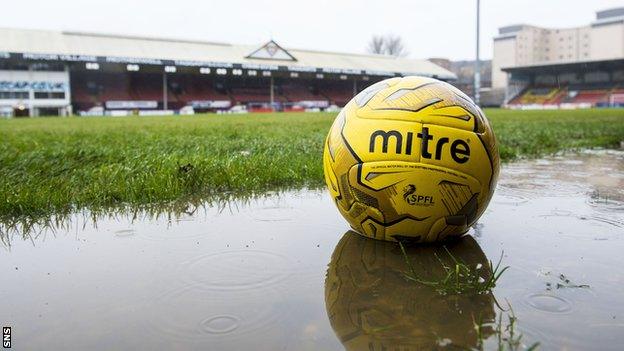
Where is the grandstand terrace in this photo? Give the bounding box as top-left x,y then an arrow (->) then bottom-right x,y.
0,28 -> 455,117
503,58 -> 624,109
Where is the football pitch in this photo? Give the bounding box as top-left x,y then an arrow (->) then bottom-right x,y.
1,108 -> 623,219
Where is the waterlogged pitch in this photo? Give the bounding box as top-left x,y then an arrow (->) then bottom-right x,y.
1,150 -> 623,350
0,108 -> 623,220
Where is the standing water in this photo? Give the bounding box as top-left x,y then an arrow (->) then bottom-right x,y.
1,150 -> 623,350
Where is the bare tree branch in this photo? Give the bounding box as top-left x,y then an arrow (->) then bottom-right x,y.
367,34 -> 408,57
367,35 -> 385,55
384,35 -> 408,57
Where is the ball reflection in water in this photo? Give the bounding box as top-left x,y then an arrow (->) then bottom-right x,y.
325,231 -> 496,350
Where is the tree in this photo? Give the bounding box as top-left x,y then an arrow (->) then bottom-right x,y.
367,34 -> 408,57
384,35 -> 407,57
367,35 -> 385,55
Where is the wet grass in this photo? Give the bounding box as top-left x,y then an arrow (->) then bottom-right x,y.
543,272 -> 590,291
0,113 -> 328,220
1,108 -> 623,219
487,108 -> 624,160
474,304 -> 540,351
399,242 -> 509,295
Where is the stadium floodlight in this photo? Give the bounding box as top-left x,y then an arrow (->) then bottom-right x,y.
290,72 -> 299,78
262,71 -> 271,77
126,64 -> 139,72
199,67 -> 211,74
232,69 -> 243,76
85,62 -> 100,70
247,70 -> 257,76
164,66 -> 177,73
474,0 -> 481,105
216,68 -> 227,75
316,73 -> 324,79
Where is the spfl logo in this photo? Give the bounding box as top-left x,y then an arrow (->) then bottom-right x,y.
403,184 -> 435,207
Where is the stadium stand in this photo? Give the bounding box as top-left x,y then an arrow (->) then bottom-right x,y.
509,87 -> 562,105
279,83 -> 321,102
318,82 -> 355,106
0,28 -> 455,116
503,59 -> 624,109
610,87 -> 624,106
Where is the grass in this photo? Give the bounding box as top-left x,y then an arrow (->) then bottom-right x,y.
399,242 -> 509,295
487,108 -> 624,160
473,304 -> 540,351
1,108 -> 623,220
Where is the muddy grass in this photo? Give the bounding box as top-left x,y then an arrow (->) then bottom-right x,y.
1,108 -> 623,220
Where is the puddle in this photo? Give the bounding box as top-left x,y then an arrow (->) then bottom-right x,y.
525,294 -> 573,314
1,150 -> 624,350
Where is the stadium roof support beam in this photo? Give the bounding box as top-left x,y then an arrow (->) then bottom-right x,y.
163,71 -> 168,110
502,59 -> 624,76
270,76 -> 274,107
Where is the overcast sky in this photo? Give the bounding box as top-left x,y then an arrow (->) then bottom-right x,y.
3,0 -> 623,61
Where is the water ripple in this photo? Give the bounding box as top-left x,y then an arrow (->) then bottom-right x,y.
179,249 -> 295,291
525,293 -> 573,314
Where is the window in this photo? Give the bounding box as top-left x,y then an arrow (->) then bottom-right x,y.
0,91 -> 29,99
31,63 -> 64,71
34,91 -> 65,99
0,62 -> 28,70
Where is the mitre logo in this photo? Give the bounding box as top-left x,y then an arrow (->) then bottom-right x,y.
402,184 -> 435,206
368,127 -> 470,163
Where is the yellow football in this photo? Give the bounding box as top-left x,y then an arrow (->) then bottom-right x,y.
323,76 -> 499,242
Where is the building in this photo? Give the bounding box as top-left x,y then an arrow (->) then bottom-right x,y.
0,28 -> 455,117
428,58 -> 502,107
492,7 -> 624,89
